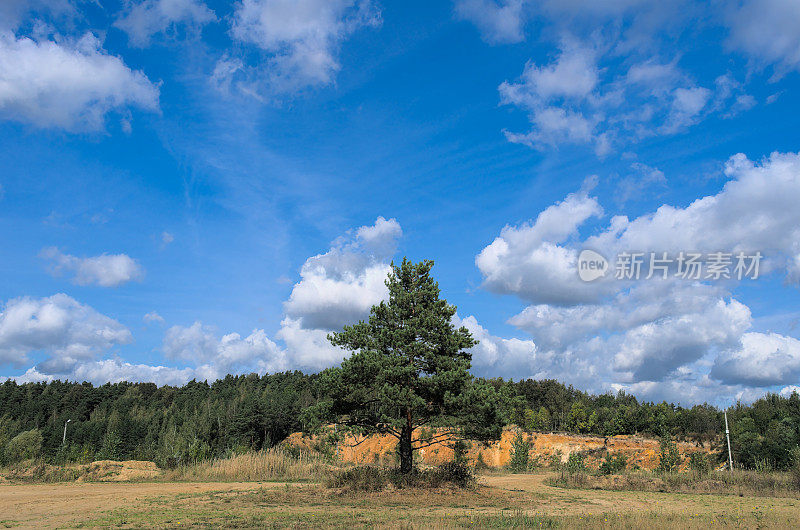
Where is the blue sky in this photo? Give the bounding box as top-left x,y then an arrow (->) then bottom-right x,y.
2,0 -> 800,405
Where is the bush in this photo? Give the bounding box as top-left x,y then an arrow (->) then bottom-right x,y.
689,452 -> 712,476
549,450 -> 563,470
452,439 -> 469,465
327,463 -> 476,492
598,452 -> 627,475
508,432 -> 530,473
657,435 -> 681,473
327,466 -> 387,492
790,446 -> 800,491
5,429 -> 43,463
566,452 -> 586,474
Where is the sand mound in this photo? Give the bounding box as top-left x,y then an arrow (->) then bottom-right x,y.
78,460 -> 161,482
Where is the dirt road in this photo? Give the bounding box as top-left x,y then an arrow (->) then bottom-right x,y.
2,475 -> 799,528
0,481 -> 274,528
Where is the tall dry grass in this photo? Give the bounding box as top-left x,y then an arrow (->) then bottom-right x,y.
552,468 -> 800,498
166,448 -> 333,482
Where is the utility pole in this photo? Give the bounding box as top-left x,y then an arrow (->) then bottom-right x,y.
724,410 -> 733,472
62,419 -> 71,446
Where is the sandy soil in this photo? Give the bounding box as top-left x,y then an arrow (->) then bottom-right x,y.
0,481 -> 283,528
2,474 -> 798,528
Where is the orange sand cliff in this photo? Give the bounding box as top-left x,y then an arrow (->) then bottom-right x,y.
284,428 -> 715,471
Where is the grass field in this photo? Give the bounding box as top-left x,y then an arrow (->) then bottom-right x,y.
2,470 -> 800,528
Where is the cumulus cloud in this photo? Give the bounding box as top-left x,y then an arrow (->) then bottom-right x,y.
454,314 -> 537,378
8,360 -> 199,387
476,187 -> 605,305
712,332 -> 800,387
225,0 -> 381,94
277,216 -> 401,368
477,151 -> 800,399
0,31 -> 159,131
41,247 -> 144,287
454,0 -> 527,44
499,42 -> 750,154
725,0 -> 800,76
0,294 -> 131,371
163,321 -> 287,377
284,216 -> 401,331
115,0 -> 215,47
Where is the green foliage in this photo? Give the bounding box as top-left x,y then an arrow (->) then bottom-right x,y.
549,450 -> 563,470
657,435 -> 681,473
598,451 -> 627,475
688,452 -> 711,476
790,446 -> 800,490
508,431 -> 530,473
5,429 -> 43,462
327,462 -> 475,491
315,259 -> 504,473
452,439 -> 469,465
566,452 -> 586,474
523,406 -> 551,432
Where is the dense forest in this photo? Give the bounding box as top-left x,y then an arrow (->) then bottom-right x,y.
1,373 -> 798,470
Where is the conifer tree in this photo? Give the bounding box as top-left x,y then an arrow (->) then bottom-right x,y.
313,258 -> 504,473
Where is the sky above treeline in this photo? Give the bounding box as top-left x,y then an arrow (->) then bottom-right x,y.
1,0 -> 800,406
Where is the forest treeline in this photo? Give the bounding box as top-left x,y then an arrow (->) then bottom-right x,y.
1,373 -> 798,470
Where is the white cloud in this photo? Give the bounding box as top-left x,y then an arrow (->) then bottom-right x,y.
115,0 -> 216,47
143,311 -> 165,324
476,188 -> 604,305
477,151 -> 800,395
454,314 -> 537,378
276,317 -> 344,371
454,0 -> 526,44
0,31 -> 159,131
725,0 -> 800,76
161,231 -> 174,246
499,42 -> 749,154
41,247 -> 144,287
227,0 -> 381,94
8,361 -> 199,386
0,0 -> 78,32
163,321 -> 287,377
712,332 -> 800,386
780,385 -> 800,398
284,216 -> 401,330
0,294 -> 132,371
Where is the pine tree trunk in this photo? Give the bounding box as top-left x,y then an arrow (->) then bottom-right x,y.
399,410 -> 413,474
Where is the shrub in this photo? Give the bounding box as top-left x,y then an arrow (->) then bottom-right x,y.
327,463 -> 476,492
5,429 -> 43,463
689,452 -> 712,476
790,446 -> 800,491
549,449 -> 563,470
657,435 -> 681,473
598,452 -> 627,475
566,452 -> 586,474
327,466 -> 387,492
431,461 -> 475,489
452,439 -> 469,465
508,432 -> 530,473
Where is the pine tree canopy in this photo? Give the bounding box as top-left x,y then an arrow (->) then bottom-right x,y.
306,258 -> 505,472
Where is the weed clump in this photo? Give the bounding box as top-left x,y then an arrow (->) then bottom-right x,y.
327,462 -> 476,492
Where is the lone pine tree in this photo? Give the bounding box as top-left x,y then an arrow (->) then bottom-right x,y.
309,258 -> 504,474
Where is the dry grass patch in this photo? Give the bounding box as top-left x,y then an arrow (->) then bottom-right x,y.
164,448 -> 333,482
551,469 -> 800,498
